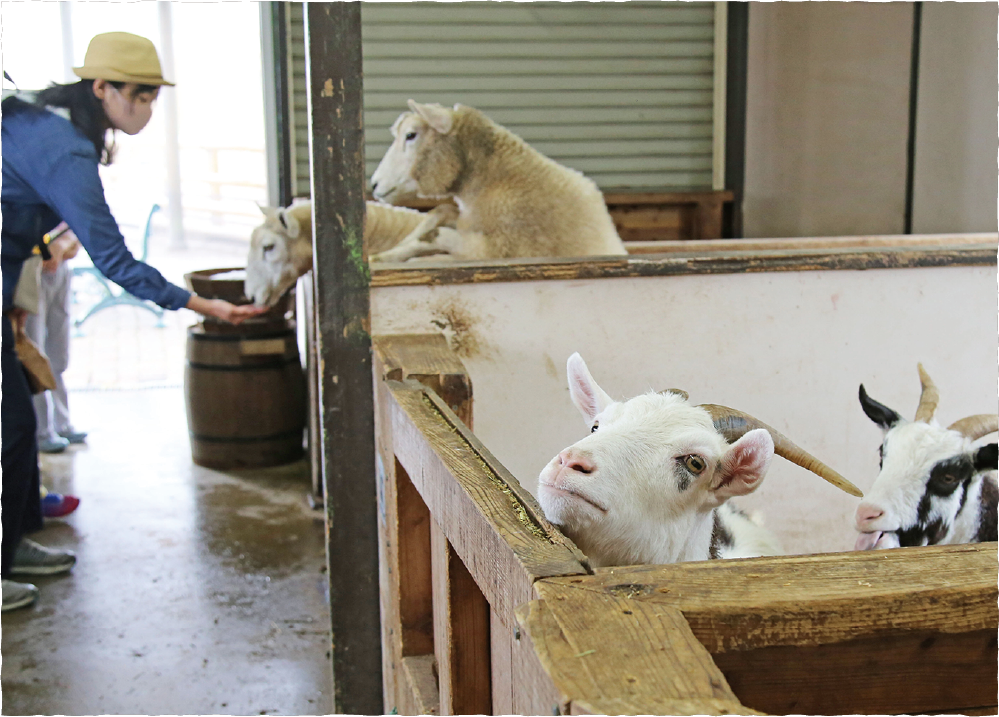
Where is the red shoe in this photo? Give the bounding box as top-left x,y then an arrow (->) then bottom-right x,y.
41,492 -> 80,518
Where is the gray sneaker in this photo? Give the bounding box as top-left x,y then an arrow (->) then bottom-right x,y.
2,580 -> 39,612
38,436 -> 70,454
12,538 -> 76,576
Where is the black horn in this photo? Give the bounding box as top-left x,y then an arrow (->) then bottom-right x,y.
859,385 -> 903,430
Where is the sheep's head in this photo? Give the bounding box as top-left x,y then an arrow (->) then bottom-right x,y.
538,353 -> 774,567
855,364 -> 999,550
370,100 -> 464,203
244,201 -> 313,307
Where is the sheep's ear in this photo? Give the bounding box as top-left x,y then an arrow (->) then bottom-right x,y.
281,209 -> 301,239
389,111 -> 407,138
859,385 -> 903,431
407,99 -> 453,135
974,443 -> 998,472
711,428 -> 774,499
567,353 -> 614,424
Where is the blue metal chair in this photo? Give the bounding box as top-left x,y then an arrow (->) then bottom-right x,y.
72,203 -> 167,334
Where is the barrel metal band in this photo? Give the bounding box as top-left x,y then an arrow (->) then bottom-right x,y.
189,428 -> 304,443
186,357 -> 301,372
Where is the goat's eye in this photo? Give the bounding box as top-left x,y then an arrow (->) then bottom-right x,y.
405,131 -> 418,141
263,243 -> 276,254
941,474 -> 958,484
683,455 -> 706,474
590,423 -> 599,433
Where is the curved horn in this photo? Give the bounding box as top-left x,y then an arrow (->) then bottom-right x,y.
914,363 -> 939,423
658,388 -> 689,401
947,414 -> 999,441
700,404 -> 864,498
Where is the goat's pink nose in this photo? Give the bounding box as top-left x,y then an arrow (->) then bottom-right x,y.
559,450 -> 595,475
856,502 -> 885,526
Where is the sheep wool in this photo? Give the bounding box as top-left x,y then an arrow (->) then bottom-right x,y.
369,101 -> 628,262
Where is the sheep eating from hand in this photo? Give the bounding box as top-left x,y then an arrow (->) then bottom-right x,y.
244,199 -> 426,307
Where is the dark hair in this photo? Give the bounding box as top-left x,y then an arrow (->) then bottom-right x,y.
31,80 -> 159,166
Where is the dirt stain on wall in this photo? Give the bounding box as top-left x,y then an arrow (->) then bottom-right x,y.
429,294 -> 491,359
543,352 -> 558,379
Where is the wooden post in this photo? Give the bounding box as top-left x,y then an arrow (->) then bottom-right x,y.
305,4 -> 382,714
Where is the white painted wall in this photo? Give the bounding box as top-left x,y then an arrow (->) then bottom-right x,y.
911,2 -> 999,233
372,263 -> 997,557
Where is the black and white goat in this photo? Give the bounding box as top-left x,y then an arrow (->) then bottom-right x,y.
537,353 -> 862,567
855,364 -> 998,550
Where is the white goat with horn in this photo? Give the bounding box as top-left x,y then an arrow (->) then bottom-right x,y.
854,364 -> 998,550
538,354 -> 862,568
368,100 -> 627,263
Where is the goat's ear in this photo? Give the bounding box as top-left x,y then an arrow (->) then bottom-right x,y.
711,428 -> 774,499
257,202 -> 277,218
407,99 -> 453,135
859,384 -> 903,430
973,443 -> 998,472
567,353 -> 614,424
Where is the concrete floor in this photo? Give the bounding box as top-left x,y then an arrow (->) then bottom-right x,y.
1,380 -> 333,714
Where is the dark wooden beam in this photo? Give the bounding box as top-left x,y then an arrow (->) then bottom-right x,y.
724,2 -> 749,238
304,3 -> 382,713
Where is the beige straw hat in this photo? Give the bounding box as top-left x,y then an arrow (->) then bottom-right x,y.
73,32 -> 175,87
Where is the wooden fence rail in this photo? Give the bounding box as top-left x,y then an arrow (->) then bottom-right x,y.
372,333 -> 998,716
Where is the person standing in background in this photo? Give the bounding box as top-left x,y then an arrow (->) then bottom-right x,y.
24,222 -> 86,454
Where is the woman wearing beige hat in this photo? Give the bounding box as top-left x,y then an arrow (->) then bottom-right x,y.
1,31 -> 265,612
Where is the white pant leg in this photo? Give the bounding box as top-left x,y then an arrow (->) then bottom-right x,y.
23,273 -> 55,442
23,263 -> 74,441
41,263 -> 73,434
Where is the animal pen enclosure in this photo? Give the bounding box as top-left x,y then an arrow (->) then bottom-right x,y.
300,5 -> 997,714
372,334 -> 997,716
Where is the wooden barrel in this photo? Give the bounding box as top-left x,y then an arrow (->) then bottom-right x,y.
184,324 -> 306,469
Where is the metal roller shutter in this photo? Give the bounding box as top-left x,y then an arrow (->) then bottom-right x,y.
288,1 -> 724,198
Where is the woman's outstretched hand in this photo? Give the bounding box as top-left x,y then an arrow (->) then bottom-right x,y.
186,295 -> 270,325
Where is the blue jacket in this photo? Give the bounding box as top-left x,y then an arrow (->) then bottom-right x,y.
1,97 -> 191,312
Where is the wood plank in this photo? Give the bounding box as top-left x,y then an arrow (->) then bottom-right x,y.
713,628 -> 997,715
400,655 -> 440,716
306,4 -> 381,713
387,380 -> 589,623
374,357 -> 402,711
397,460 -> 434,657
510,602 -> 566,716
490,608 -> 515,716
517,587 -> 754,716
370,241 -> 997,287
432,520 -> 492,715
623,231 -> 996,255
373,334 -> 473,428
543,543 -> 998,653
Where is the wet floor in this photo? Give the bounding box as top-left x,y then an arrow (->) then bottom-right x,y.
1,388 -> 333,715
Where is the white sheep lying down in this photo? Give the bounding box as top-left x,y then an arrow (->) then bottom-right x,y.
538,354 -> 862,568
243,199 -> 425,307
369,100 -> 628,262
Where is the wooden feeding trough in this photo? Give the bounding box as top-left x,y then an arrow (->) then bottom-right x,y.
371,332 -> 997,716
